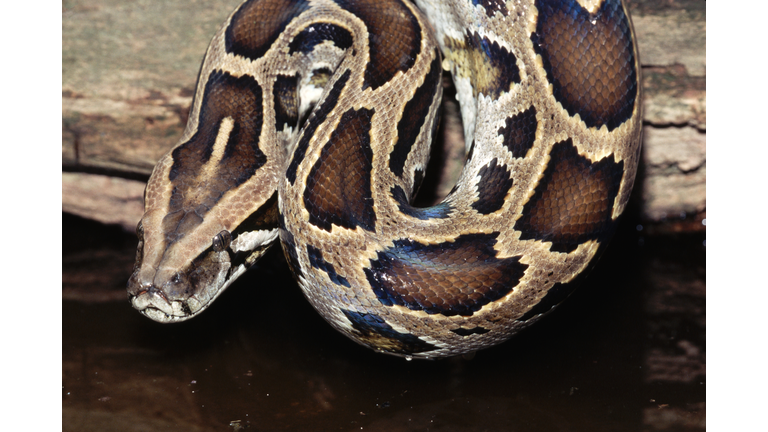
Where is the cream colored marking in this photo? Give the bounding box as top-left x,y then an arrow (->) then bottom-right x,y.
209,116 -> 235,168
231,229 -> 280,253
299,84 -> 325,118
576,0 -> 605,14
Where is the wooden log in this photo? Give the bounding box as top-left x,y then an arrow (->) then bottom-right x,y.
62,0 -> 706,233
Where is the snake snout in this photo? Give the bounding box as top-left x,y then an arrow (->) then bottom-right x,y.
126,269 -> 197,322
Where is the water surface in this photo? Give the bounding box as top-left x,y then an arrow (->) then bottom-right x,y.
63,213 -> 705,431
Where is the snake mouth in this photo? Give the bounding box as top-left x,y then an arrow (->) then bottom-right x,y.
127,249 -> 241,323
127,261 -> 244,323
128,288 -> 205,323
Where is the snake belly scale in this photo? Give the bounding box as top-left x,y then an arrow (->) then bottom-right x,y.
127,0 -> 642,358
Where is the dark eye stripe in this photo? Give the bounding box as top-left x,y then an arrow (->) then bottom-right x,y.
231,191 -> 280,240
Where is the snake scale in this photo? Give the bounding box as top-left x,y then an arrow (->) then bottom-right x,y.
127,0 -> 642,358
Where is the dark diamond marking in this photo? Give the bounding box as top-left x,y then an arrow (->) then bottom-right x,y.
532,0 -> 637,130
517,282 -> 575,321
304,107 -> 377,232
412,168 -> 425,196
472,158 -> 514,215
451,326 -> 491,336
514,139 -> 624,253
365,233 -> 528,317
466,140 -> 476,163
226,0 -> 310,60
498,107 -> 538,158
278,213 -> 304,280
332,0 -> 421,90
273,73 -> 299,131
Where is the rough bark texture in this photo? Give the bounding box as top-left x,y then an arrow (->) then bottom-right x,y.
62,0 -> 706,233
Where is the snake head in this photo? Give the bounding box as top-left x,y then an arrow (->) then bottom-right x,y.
126,177 -> 280,322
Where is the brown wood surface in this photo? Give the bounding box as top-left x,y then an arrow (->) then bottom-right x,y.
62,0 -> 706,233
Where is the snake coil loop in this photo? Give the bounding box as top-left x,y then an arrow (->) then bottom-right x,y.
128,0 -> 642,358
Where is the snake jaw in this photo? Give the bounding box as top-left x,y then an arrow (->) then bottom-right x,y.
127,200 -> 279,323
129,289 -> 193,323
128,282 -> 222,324
127,250 -> 233,322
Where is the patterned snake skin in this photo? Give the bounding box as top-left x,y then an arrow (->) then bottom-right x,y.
127,0 -> 642,358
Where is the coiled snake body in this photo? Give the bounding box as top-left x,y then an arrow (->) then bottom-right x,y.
128,0 -> 642,358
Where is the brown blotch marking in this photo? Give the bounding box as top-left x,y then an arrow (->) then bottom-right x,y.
365,233 -> 529,317
273,74 -> 299,131
389,51 -> 442,178
532,0 -> 637,130
332,0 -> 421,90
444,30 -> 520,99
472,158 -> 514,215
514,139 -> 624,253
286,69 -> 351,184
304,107 -> 377,232
165,71 -> 265,242
341,309 -> 437,354
498,106 -> 538,158
226,0 -> 310,60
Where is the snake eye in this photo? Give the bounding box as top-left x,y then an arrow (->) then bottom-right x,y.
212,230 -> 232,252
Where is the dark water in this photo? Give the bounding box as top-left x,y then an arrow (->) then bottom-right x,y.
63,212 -> 705,432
